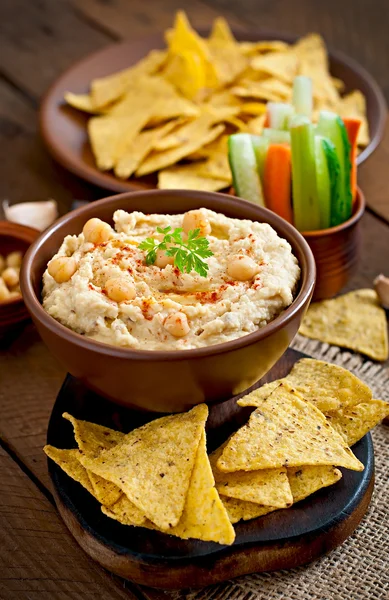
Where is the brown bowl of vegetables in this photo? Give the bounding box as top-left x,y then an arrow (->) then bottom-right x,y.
229,75 -> 365,301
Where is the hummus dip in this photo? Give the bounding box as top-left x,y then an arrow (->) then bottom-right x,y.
42,208 -> 300,350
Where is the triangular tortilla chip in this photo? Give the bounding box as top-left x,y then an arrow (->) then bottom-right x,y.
208,17 -> 237,46
326,399 -> 389,446
240,40 -> 289,55
80,404 -> 208,530
251,51 -> 299,83
220,495 -> 277,524
64,92 -> 99,114
91,49 -> 166,109
137,120 -> 225,176
114,119 -> 180,179
62,412 -> 124,456
210,443 -> 293,508
288,465 -> 342,503
238,358 -> 372,414
218,384 -> 364,473
299,289 -> 389,361
101,494 -> 146,526
102,431 -> 235,545
232,78 -> 292,102
62,413 -> 140,512
158,163 -> 229,192
44,446 -> 94,494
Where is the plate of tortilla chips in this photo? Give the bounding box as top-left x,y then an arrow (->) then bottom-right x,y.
40,12 -> 386,194
44,350 -> 388,588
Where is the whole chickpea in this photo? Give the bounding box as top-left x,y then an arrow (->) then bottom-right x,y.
182,210 -> 211,237
105,278 -> 136,303
0,277 -> 10,301
6,251 -> 23,269
164,312 -> 190,338
83,218 -> 113,244
48,256 -> 78,283
2,267 -> 19,288
154,248 -> 174,269
227,255 -> 259,282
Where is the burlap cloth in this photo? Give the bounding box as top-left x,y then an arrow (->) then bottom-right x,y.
170,335 -> 389,600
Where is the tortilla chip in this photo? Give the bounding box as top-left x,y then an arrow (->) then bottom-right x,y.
220,495 -> 277,524
166,11 -> 218,90
136,120 -> 225,176
218,383 -> 364,473
288,465 -> 342,503
251,51 -> 299,83
210,443 -> 292,508
207,89 -> 242,108
101,494 -> 147,527
194,153 -> 232,181
294,34 -> 339,108
102,430 -> 235,545
239,102 -> 267,116
44,446 -> 94,494
88,110 -> 150,171
158,163 -> 229,192
246,114 -> 266,135
62,413 -> 124,456
232,78 -> 292,102
91,49 -> 166,109
209,43 -> 248,87
80,404 -> 208,530
208,17 -> 237,46
338,90 -> 370,146
326,399 -> 389,446
240,40 -> 290,55
64,92 -> 99,114
164,50 -> 206,100
238,359 -> 372,415
299,289 -> 389,361
114,120 -> 180,179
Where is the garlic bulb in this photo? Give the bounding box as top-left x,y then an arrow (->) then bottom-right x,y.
3,199 -> 58,231
374,274 -> 389,309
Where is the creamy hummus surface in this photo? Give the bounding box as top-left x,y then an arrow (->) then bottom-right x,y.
42,208 -> 300,350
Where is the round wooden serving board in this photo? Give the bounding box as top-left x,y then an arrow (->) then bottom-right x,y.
40,30 -> 386,194
47,348 -> 374,590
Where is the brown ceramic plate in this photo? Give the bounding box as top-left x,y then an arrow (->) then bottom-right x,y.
40,30 -> 387,194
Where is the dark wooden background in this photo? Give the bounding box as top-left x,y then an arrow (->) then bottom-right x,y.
0,1 -> 388,599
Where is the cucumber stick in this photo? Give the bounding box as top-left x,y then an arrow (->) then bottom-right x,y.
292,76 -> 313,118
263,128 -> 291,144
314,135 -> 340,229
251,135 -> 269,180
290,115 -> 321,231
228,134 -> 265,206
317,111 -> 352,225
267,102 -> 294,130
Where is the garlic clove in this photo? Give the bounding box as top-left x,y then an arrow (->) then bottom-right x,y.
3,199 -> 58,231
374,274 -> 389,309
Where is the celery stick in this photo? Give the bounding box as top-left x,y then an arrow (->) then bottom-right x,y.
267,102 -> 295,130
316,111 -> 352,225
251,135 -> 269,180
228,134 -> 265,206
292,76 -> 313,118
290,115 -> 321,231
263,128 -> 291,144
314,135 -> 340,229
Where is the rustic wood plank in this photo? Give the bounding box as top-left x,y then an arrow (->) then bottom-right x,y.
208,0 -> 389,100
0,445 -> 147,600
0,79 -> 101,210
0,0 -> 112,99
72,0 -> 245,39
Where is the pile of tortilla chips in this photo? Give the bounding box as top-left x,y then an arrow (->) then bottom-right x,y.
45,358 -> 388,535
299,289 -> 389,361
65,11 -> 370,191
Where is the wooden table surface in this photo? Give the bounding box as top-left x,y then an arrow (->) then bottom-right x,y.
0,1 -> 388,598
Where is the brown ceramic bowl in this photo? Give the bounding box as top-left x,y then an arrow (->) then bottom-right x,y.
21,190 -> 315,412
303,188 -> 365,301
0,221 -> 39,335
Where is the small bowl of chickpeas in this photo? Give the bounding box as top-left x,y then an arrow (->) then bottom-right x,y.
0,221 -> 39,334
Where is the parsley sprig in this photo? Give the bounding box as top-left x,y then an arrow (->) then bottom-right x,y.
139,226 -> 213,277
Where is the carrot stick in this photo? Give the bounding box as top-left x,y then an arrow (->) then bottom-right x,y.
343,117 -> 361,203
263,144 -> 293,223
263,112 -> 270,128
